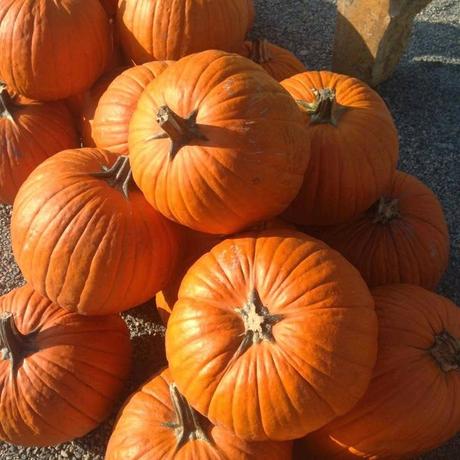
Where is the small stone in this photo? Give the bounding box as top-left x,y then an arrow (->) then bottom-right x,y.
299,49 -> 308,56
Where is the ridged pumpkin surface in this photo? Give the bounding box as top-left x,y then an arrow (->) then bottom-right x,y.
166,230 -> 378,441
0,284 -> 131,447
297,284 -> 460,459
281,71 -> 399,226
117,0 -> 253,63
310,171 -> 450,289
106,368 -> 292,460
11,149 -> 179,315
0,0 -> 111,101
129,50 -> 309,234
93,61 -> 173,155
0,87 -> 79,205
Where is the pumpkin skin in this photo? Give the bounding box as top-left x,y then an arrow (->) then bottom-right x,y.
117,0 -> 253,64
308,171 -> 450,290
240,39 -> 306,82
93,61 -> 173,155
129,50 -> 309,234
11,149 -> 179,315
296,284 -> 460,459
0,284 -> 131,447
106,368 -> 292,460
281,71 -> 399,226
0,87 -> 79,205
0,0 -> 111,101
166,230 -> 378,441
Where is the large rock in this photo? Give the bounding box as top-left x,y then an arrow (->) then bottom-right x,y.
333,0 -> 432,86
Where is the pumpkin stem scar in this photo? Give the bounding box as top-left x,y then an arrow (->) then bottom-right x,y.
250,39 -> 272,64
0,312 -> 37,371
91,155 -> 133,198
296,88 -> 348,127
163,383 -> 211,451
152,105 -> 208,160
372,197 -> 400,224
0,83 -> 14,121
430,331 -> 460,372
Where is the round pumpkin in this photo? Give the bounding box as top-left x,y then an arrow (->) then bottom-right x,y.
0,284 -> 131,447
0,0 -> 111,101
0,85 -> 79,205
240,39 -> 306,81
281,70 -> 399,226
166,230 -> 378,441
11,149 -> 179,315
296,284 -> 460,459
93,61 -> 173,155
117,0 -> 253,63
106,368 -> 291,459
128,50 -> 309,234
308,171 -> 450,289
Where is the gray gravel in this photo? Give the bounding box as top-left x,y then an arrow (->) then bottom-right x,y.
0,0 -> 459,458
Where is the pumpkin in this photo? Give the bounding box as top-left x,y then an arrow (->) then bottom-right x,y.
99,0 -> 118,17
0,284 -> 131,447
0,85 -> 79,205
166,230 -> 378,441
93,61 -> 173,155
281,70 -> 399,226
296,284 -> 460,459
117,0 -> 254,63
11,149 -> 179,315
240,39 -> 306,81
128,50 -> 309,234
247,0 -> 256,29
308,171 -> 450,290
0,0 -> 111,101
106,368 -> 292,459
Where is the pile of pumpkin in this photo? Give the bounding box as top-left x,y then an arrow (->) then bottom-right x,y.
0,0 -> 458,459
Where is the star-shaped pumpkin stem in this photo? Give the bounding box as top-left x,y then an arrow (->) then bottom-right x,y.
372,196 -> 400,224
91,155 -> 133,198
430,330 -> 460,373
0,83 -> 14,121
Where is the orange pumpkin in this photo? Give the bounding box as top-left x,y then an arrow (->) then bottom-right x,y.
0,284 -> 131,447
129,50 -> 309,234
0,85 -> 79,204
296,284 -> 460,459
166,230 -> 378,441
93,61 -> 173,155
106,368 -> 292,459
240,39 -> 306,81
117,0 -> 253,63
281,71 -> 399,226
0,0 -> 111,101
309,171 -> 450,289
11,149 -> 179,315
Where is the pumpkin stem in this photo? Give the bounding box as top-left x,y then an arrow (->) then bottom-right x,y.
153,106 -> 208,159
430,331 -> 460,372
372,197 -> 400,224
296,88 -> 347,127
0,83 -> 14,121
250,39 -> 272,64
164,383 -> 210,451
0,312 -> 36,369
92,155 -> 133,198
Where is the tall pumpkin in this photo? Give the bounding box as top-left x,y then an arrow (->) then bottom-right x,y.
0,284 -> 131,447
309,171 -> 450,289
0,0 -> 111,101
0,85 -> 79,205
166,230 -> 378,441
296,284 -> 460,459
281,71 -> 399,226
117,0 -> 254,63
93,61 -> 173,155
106,368 -> 292,459
128,50 -> 309,234
11,149 -> 179,315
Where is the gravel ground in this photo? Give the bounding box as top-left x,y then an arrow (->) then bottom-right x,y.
0,0 -> 459,458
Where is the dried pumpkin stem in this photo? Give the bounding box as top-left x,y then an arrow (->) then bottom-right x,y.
430,331 -> 460,372
164,383 -> 210,451
372,197 -> 400,224
250,39 -> 271,64
92,155 -> 133,198
0,84 -> 14,121
153,106 -> 208,159
0,312 -> 34,369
